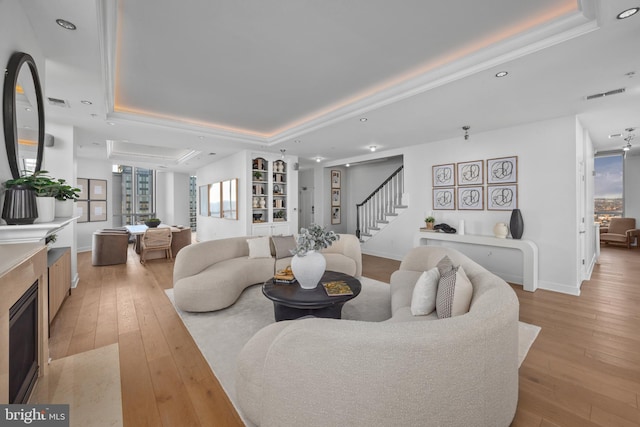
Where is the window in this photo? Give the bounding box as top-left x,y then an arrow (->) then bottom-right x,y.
112,165 -> 156,226
594,154 -> 623,226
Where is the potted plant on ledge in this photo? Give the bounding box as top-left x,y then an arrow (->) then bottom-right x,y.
51,178 -> 81,218
425,216 -> 435,230
4,170 -> 58,223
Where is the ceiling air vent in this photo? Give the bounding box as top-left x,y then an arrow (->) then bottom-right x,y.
47,97 -> 70,107
586,87 -> 625,100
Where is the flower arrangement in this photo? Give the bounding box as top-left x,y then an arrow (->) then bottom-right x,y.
291,224 -> 339,257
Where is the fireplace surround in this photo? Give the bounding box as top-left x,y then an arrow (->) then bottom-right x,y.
9,280 -> 39,403
0,243 -> 49,403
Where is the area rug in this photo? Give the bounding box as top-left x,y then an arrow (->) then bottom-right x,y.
29,343 -> 123,427
166,278 -> 540,422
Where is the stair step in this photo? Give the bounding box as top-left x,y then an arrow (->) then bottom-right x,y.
394,205 -> 408,209
361,233 -> 372,237
385,213 -> 398,217
378,220 -> 389,224
370,227 -> 381,231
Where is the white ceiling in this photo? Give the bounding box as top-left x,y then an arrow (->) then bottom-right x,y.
18,0 -> 640,173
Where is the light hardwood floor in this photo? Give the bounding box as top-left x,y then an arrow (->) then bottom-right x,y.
49,244 -> 640,426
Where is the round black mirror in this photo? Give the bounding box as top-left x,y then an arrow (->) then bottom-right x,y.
3,52 -> 45,179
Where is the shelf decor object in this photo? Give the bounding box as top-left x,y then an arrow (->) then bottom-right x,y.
1,185 -> 38,225
510,208 -> 524,239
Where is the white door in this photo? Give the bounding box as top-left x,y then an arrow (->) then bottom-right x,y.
299,187 -> 314,230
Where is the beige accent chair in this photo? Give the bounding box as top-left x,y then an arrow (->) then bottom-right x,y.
600,218 -> 639,248
235,246 -> 519,426
91,229 -> 130,266
140,228 -> 173,264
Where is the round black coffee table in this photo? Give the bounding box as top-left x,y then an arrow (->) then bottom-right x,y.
262,271 -> 361,321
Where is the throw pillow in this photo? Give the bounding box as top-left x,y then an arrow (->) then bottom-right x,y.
436,255 -> 455,275
436,265 -> 473,319
247,236 -> 272,259
271,235 -> 297,259
410,267 -> 440,316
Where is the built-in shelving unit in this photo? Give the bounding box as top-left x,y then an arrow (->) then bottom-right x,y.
250,154 -> 296,236
252,157 -> 268,224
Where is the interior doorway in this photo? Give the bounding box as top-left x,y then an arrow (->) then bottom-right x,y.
299,186 -> 314,230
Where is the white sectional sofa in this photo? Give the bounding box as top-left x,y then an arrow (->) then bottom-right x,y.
235,246 -> 519,427
173,234 -> 362,312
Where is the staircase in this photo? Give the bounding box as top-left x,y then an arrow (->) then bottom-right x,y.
356,166 -> 407,242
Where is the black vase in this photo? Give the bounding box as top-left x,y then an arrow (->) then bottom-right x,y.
510,208 -> 524,239
2,184 -> 38,225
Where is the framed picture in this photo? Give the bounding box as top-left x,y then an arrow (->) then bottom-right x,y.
457,186 -> 484,210
487,156 -> 518,184
432,187 -> 456,210
331,206 -> 341,224
199,185 -> 209,216
432,163 -> 455,187
89,200 -> 107,222
487,185 -> 518,210
89,179 -> 107,200
331,170 -> 341,188
77,178 -> 88,200
76,200 -> 88,223
331,188 -> 340,206
457,160 -> 483,186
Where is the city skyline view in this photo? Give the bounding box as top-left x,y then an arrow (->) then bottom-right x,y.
594,155 -> 623,199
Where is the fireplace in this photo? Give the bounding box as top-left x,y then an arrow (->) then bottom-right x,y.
9,280 -> 39,404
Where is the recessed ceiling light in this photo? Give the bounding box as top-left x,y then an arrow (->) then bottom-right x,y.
346,163 -> 350,167
56,19 -> 77,30
617,7 -> 639,19
80,100 -> 92,105
25,107 -> 32,112
107,122 -> 115,126
495,71 -> 508,78
370,145 -> 377,152
359,117 -> 368,122
316,157 -> 321,163
198,136 -> 204,139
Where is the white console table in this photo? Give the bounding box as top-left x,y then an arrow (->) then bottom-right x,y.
414,231 -> 538,292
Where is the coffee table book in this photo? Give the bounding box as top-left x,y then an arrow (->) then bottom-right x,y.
322,281 -> 353,296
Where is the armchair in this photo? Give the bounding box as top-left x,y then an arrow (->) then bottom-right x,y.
600,218 -> 639,248
92,229 -> 130,266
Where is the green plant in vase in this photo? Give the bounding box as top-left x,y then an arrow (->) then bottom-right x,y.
425,216 -> 435,230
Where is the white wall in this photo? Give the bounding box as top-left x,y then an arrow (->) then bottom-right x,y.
350,116 -> 582,294
156,171 -> 191,227
625,153 -> 640,224
196,151 -> 251,241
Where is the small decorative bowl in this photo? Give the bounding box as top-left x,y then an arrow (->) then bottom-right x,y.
145,220 -> 161,228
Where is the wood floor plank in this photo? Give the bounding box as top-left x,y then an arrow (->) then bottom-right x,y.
119,330 -> 164,427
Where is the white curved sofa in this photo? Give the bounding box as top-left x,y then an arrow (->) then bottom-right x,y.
236,246 -> 519,427
173,234 -> 362,312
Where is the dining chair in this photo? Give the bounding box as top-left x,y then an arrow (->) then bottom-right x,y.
140,227 -> 173,264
